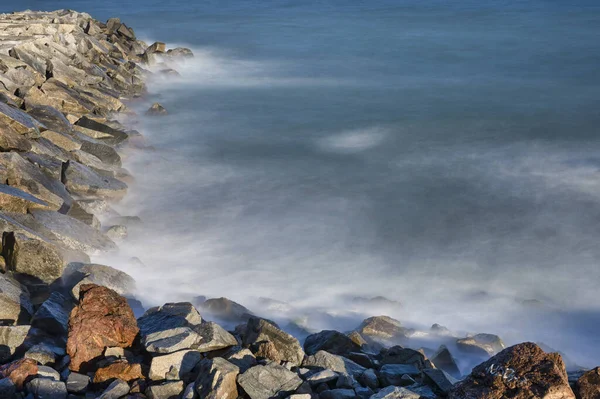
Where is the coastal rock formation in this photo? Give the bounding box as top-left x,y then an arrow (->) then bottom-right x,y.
243,316 -> 305,366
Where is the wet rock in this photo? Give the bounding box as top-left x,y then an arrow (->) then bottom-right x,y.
304,330 -> 362,356
0,101 -> 45,135
98,378 -> 130,399
302,350 -> 366,378
237,363 -> 303,399
149,349 -> 202,381
574,367 -> 600,399
371,386 -> 421,399
26,377 -> 68,399
449,342 -> 575,399
200,297 -> 253,323
67,284 -> 139,372
146,380 -> 185,399
0,358 -> 38,389
0,325 -> 30,362
195,357 -> 239,399
63,263 -> 136,300
0,273 -> 33,325
31,291 -> 73,336
431,345 -> 460,378
166,47 -> 194,59
93,361 -> 144,384
146,103 -> 168,116
356,316 -> 409,345
456,333 -> 505,358
243,316 -> 305,366
66,371 -> 89,394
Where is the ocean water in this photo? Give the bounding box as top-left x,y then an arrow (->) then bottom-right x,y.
7,0 -> 600,367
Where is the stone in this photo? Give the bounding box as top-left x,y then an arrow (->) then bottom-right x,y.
40,130 -> 81,151
0,184 -> 49,214
200,297 -> 253,322
22,152 -> 63,181
74,116 -> 129,145
0,325 -> 30,362
31,291 -> 73,336
304,330 -> 361,356
26,106 -> 73,134
195,357 -> 239,399
66,201 -> 100,229
67,284 -> 139,372
357,369 -> 378,390
149,350 -> 202,381
422,368 -> 457,395
80,140 -> 122,167
66,372 -> 89,394
222,346 -> 257,373
26,378 -> 68,399
105,225 -> 128,240
356,316 -> 409,345
0,378 -> 16,399
63,160 -> 128,200
306,369 -> 338,385
431,345 -> 460,378
62,263 -> 136,300
575,367 -> 600,399
93,361 -> 144,384
320,389 -> 356,399
146,381 -> 185,399
237,363 -> 303,399
0,102 -> 45,135
0,358 -> 38,389
166,48 -> 194,59
0,124 -> 31,152
448,342 -> 575,399
0,273 -> 33,325
379,347 -> 429,370
380,364 -> 421,385
302,350 -> 366,378
98,379 -> 130,399
146,103 -> 167,116
456,333 -> 505,358
370,386 -> 421,399
147,42 -> 166,53
24,344 -> 56,365
243,316 -> 305,366
25,79 -> 94,116
36,365 -> 61,380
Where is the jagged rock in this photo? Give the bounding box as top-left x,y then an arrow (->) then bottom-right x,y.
80,140 -> 122,166
575,367 -> 600,399
380,363 -> 421,385
36,364 -> 61,380
356,316 -> 409,345
62,263 -> 136,299
0,102 -> 45,135
306,369 -> 338,385
422,368 -> 457,395
22,152 -> 63,180
25,105 -> 73,133
243,316 -> 305,366
237,363 -> 303,399
0,325 -> 30,362
146,103 -> 168,116
40,129 -> 81,151
456,333 -> 505,357
358,369 -> 378,390
304,330 -> 361,356
98,378 -> 130,399
66,201 -> 100,228
63,160 -> 128,200
222,346 -> 257,373
200,297 -> 253,322
146,380 -> 185,399
370,386 -> 421,399
149,349 -> 202,381
449,342 -> 575,399
74,116 -> 129,145
302,350 -> 366,378
166,47 -> 194,59
0,184 -> 50,214
0,124 -> 31,152
380,347 -> 430,370
67,284 -> 139,372
66,371 -> 89,394
26,377 -> 68,399
24,344 -> 56,365
195,357 -> 239,399
147,42 -> 166,53
0,358 -> 38,389
93,361 -> 144,384
0,273 -> 33,325
431,345 -> 460,378
24,79 -> 95,116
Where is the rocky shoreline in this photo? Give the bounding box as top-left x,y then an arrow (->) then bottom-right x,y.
0,9 -> 598,399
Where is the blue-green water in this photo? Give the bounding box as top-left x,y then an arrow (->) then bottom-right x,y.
7,0 -> 600,366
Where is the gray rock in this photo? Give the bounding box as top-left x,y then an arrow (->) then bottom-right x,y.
98,379 -> 130,399
146,103 -> 167,116
430,345 -> 460,378
320,389 -> 356,399
0,101 -> 45,135
405,385 -> 437,399
369,386 -> 421,399
243,316 -> 305,366
193,321 -> 238,352
335,373 -> 356,389
65,372 -> 89,394
24,344 -> 56,365
65,202 -> 100,229
182,382 -> 196,399
26,377 -> 68,399
0,378 -> 16,399
0,273 -> 33,325
380,347 -> 430,369
31,291 -> 73,335
149,349 -> 202,381
456,333 -> 505,357
380,364 -> 421,386
80,140 -> 122,167
74,116 -> 129,145
0,124 -> 31,152
146,381 -> 185,399
355,386 -> 374,399
422,368 -> 457,396
223,346 -> 257,373
357,369 -> 378,390
0,325 -> 30,362
237,363 -> 303,399
302,351 -> 366,378
355,316 -> 409,346
25,106 -> 73,134
200,297 -> 253,323
304,330 -> 361,356
36,365 -> 61,380
63,161 -> 128,200
0,184 -> 49,214
195,357 -> 239,399
166,48 -> 194,59
105,225 -> 128,240
22,153 -> 64,181
62,263 -> 136,299
306,369 -> 338,386
40,130 -> 81,151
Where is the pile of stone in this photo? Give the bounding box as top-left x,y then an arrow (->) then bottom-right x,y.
0,9 -> 599,399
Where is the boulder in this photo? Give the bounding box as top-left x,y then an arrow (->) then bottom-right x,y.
166,47 -> 194,59
26,105 -> 73,134
24,344 -> 56,365
93,361 -> 144,384
0,102 -> 45,135
243,316 -> 305,366
63,160 -> 128,200
304,330 -> 361,356
380,363 -> 421,385
431,345 -> 461,378
357,369 -> 378,390
200,297 -> 253,322
25,79 -> 95,116
98,378 -> 130,399
423,368 -> 458,395
67,284 -> 139,372
306,369 -> 338,385
456,333 -> 505,358
74,116 -> 129,145
65,201 -> 101,228
31,291 -> 73,336
25,377 -> 68,399
575,367 -> 600,399
448,342 -> 575,399
22,152 -> 63,181
0,358 -> 38,389
0,378 -> 16,398
380,347 -> 430,370
149,349 -> 202,381
146,380 -> 185,399
370,386 -> 421,399
237,363 -> 303,399
105,224 -> 128,240
0,273 -> 33,325
195,357 -> 239,399
146,103 -> 167,116
0,184 -> 50,214
79,140 -> 122,167
0,124 -> 31,152
356,316 -> 409,345
40,130 -> 81,151
147,42 -> 166,53
0,325 -> 30,362
62,263 -> 136,299
320,389 -> 356,399
222,346 -> 257,373
302,350 -> 366,378
66,371 -> 89,394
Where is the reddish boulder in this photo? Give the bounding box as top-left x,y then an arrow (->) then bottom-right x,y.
67,284 -> 139,372
576,367 -> 600,399
449,342 -> 575,399
0,358 -> 38,389
93,360 -> 144,384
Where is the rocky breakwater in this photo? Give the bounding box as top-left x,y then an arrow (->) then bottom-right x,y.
0,8 -> 599,399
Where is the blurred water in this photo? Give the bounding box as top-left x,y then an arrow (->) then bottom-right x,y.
6,0 -> 600,366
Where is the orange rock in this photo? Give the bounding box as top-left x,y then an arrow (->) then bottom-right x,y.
93,361 -> 144,384
0,358 -> 38,389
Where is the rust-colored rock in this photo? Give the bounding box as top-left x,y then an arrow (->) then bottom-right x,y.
67,284 -> 139,372
576,367 -> 600,399
449,342 -> 575,399
93,360 -> 144,384
0,358 -> 38,389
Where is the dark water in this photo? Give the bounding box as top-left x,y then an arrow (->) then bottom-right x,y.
6,0 -> 600,366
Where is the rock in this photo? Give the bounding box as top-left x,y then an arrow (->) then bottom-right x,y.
379,347 -> 430,370
456,333 -> 505,358
67,284 -> 139,372
25,79 -> 94,116
149,349 -> 202,381
66,372 -> 89,394
98,378 -> 130,399
93,361 -> 144,384
0,184 -> 50,214
237,363 -> 303,399
24,344 -> 56,365
575,367 -> 600,399
31,291 -> 73,336
222,346 -> 257,373
356,316 -> 409,345
0,273 -> 33,325
36,364 -> 61,380
166,47 -> 194,59
0,358 -> 38,389
302,350 -> 366,378
0,124 -> 32,152
422,368 -> 457,395
79,140 -> 122,167
357,369 -> 378,390
182,382 -> 196,399
306,369 -> 338,385
26,378 -> 68,399
195,357 -> 239,399
200,297 -> 253,322
448,342 -> 575,399
65,201 -> 100,229
105,225 -> 128,240
40,130 -> 81,151
74,116 -> 129,145
25,106 -> 72,134
146,103 -> 167,116
320,389 -> 356,399
0,325 -> 30,362
370,386 -> 421,399
147,42 -> 166,53
431,345 -> 460,378
0,102 -> 45,135
22,152 -> 63,181
146,380 -> 185,399
62,263 -> 136,300
243,316 -> 305,366
0,378 -> 16,398
63,160 -> 128,200
380,364 -> 421,385
304,330 -> 361,356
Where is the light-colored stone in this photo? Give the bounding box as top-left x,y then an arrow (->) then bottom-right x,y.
237,363 -> 303,399
149,349 -> 202,381
195,357 -> 239,399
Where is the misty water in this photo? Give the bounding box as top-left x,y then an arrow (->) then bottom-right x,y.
12,0 -> 600,367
